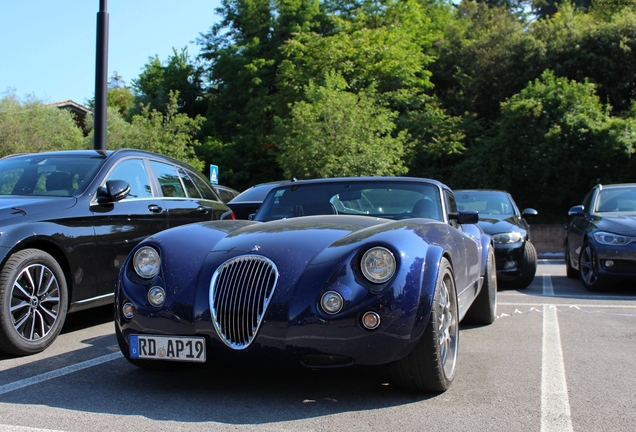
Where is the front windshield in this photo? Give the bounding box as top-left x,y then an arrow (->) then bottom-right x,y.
455,191 -> 515,216
595,186 -> 636,213
254,181 -> 443,222
0,154 -> 106,197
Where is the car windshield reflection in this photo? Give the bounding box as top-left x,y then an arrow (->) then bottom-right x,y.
254,181 -> 443,222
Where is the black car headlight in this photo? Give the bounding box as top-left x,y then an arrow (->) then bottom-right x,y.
361,247 -> 396,284
133,246 -> 161,279
492,232 -> 523,244
593,231 -> 634,246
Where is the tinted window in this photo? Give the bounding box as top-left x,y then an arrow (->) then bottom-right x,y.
177,168 -> 201,198
596,186 -> 636,212
455,191 -> 514,215
150,161 -> 186,198
232,183 -> 287,203
255,181 -> 442,222
0,154 -> 104,196
189,170 -> 220,201
106,158 -> 153,199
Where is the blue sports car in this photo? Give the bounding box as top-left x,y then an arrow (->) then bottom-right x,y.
115,177 -> 497,392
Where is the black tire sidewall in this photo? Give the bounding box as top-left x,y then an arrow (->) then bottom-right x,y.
0,249 -> 69,355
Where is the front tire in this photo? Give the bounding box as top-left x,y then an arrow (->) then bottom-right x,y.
565,242 -> 578,279
509,241 -> 537,289
390,258 -> 458,392
0,249 -> 68,356
579,242 -> 605,291
464,247 -> 497,325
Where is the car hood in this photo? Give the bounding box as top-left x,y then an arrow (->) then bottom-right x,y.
477,215 -> 526,235
593,213 -> 636,236
0,196 -> 77,222
209,216 -> 390,263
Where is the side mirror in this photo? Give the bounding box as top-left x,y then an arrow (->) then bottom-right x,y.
450,210 -> 479,224
97,180 -> 130,204
568,205 -> 585,216
522,208 -> 538,218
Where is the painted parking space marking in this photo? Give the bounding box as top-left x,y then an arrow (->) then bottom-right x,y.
0,352 -> 122,396
541,301 -> 573,432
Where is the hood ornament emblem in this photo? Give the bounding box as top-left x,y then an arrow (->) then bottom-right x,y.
251,245 -> 261,252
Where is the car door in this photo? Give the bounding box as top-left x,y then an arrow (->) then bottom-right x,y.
445,190 -> 481,306
567,188 -> 595,266
91,157 -> 169,299
148,160 -> 218,227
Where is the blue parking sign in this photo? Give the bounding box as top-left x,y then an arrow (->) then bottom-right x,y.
210,164 -> 219,184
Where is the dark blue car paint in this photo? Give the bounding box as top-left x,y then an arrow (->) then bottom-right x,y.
116,211 -> 487,367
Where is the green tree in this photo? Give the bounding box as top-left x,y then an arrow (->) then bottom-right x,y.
454,70 -> 636,222
275,72 -> 409,179
0,92 -> 84,157
84,92 -> 205,171
532,4 -> 636,114
106,72 -> 134,118
131,48 -> 207,119
197,0 -> 323,188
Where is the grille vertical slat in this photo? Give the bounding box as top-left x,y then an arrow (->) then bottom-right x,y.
210,255 -> 278,350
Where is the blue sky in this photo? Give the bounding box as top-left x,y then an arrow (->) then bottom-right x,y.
1,0 -> 222,106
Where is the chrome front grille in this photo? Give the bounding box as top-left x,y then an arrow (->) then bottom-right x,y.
209,255 -> 279,350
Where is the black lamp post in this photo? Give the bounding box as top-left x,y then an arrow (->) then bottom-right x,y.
94,0 -> 109,151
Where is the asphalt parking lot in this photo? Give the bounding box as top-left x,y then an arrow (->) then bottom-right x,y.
1,259 -> 635,432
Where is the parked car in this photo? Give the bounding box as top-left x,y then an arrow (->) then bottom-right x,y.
0,149 -> 230,356
226,180 -> 292,219
115,177 -> 497,392
565,183 -> 636,291
213,184 -> 240,204
455,190 -> 538,289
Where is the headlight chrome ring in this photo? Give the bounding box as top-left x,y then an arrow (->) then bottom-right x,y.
361,247 -> 396,284
133,246 -> 161,279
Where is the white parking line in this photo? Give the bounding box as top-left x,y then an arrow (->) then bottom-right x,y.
541,276 -> 573,432
0,352 -> 122,396
543,274 -> 554,296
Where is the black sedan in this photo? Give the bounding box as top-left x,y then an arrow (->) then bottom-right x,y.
455,190 -> 538,289
213,184 -> 240,204
565,183 -> 636,291
115,177 -> 497,392
226,180 -> 292,219
0,149 -> 229,356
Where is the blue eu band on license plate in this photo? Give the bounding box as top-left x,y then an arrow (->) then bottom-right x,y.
129,335 -> 206,362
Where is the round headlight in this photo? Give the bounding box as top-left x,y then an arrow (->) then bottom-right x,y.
361,247 -> 396,284
147,286 -> 166,307
133,246 -> 161,279
321,291 -> 344,314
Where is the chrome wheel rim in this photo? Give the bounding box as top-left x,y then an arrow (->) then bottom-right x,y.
580,245 -> 598,286
10,263 -> 61,342
438,273 -> 458,378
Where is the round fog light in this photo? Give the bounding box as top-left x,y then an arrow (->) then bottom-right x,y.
321,291 -> 344,314
147,286 -> 166,307
604,260 -> 614,268
122,302 -> 135,319
362,311 -> 381,330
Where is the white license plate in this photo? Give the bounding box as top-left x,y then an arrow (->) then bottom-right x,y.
129,335 -> 206,362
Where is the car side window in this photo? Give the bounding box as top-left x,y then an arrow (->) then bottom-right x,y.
445,190 -> 458,225
105,159 -> 153,199
189,170 -> 220,201
581,189 -> 594,212
177,168 -> 202,199
150,161 -> 186,198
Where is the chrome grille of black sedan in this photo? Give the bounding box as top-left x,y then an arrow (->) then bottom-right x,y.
209,255 -> 279,350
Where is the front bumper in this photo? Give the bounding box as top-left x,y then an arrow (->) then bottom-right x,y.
493,242 -> 525,276
593,242 -> 636,280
